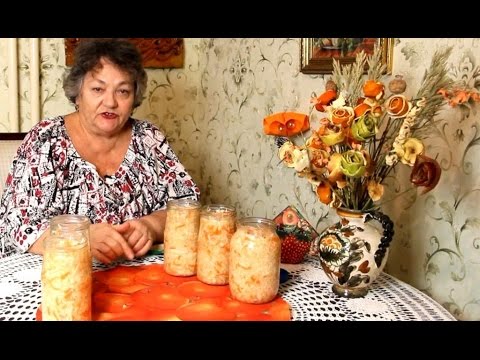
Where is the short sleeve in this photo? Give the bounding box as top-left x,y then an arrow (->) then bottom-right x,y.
0,130 -> 64,257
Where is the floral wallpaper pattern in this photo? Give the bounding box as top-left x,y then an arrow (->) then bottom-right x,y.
0,38 -> 478,320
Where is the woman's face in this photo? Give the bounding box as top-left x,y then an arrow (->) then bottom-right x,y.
76,58 -> 135,136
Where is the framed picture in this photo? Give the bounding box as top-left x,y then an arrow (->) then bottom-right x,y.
65,38 -> 184,68
300,38 -> 393,74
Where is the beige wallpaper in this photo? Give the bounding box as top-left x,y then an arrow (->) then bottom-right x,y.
0,38 -> 479,320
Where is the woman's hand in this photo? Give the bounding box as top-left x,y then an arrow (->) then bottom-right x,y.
116,219 -> 154,258
89,223 -> 135,264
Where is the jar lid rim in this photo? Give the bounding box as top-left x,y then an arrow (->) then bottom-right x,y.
201,204 -> 236,212
50,214 -> 90,226
167,198 -> 201,209
238,217 -> 275,226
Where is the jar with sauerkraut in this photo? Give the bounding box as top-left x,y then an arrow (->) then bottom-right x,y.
41,215 -> 92,320
163,199 -> 201,276
229,217 -> 281,304
197,204 -> 236,285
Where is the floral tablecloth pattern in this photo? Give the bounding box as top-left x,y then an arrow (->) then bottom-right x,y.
0,253 -> 455,321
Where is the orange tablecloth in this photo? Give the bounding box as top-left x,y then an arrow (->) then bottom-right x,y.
37,263 -> 291,321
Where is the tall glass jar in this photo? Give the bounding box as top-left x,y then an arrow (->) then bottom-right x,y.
163,199 -> 201,276
41,215 -> 92,320
196,204 -> 236,285
229,217 -> 281,304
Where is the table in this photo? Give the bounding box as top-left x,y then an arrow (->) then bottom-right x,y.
0,253 -> 455,321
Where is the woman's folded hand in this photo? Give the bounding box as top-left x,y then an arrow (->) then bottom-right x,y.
89,223 -> 135,264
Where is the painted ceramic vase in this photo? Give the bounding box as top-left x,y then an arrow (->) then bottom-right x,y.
312,208 -> 394,298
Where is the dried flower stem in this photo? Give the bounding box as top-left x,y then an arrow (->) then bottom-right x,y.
411,46 -> 453,138
332,51 -> 368,106
375,187 -> 416,208
367,43 -> 387,81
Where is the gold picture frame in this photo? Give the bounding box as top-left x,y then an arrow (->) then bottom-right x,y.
300,38 -> 393,74
65,38 -> 184,68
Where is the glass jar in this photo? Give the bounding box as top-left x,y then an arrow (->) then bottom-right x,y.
163,199 -> 201,276
229,217 -> 281,304
41,215 -> 92,321
196,204 -> 236,285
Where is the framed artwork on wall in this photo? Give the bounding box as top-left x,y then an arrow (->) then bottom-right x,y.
65,38 -> 184,68
300,38 -> 393,74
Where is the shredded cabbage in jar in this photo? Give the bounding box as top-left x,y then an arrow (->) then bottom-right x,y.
164,207 -> 200,276
41,239 -> 92,320
197,213 -> 236,285
229,224 -> 281,304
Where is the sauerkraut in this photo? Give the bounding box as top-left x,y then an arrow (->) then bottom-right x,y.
196,205 -> 236,285
229,218 -> 281,304
41,238 -> 92,320
164,200 -> 201,276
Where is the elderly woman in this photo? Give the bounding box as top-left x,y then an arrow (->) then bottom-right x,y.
0,38 -> 200,264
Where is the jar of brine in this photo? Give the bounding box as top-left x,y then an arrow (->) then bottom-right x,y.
41,215 -> 92,320
163,199 -> 201,276
196,204 -> 236,285
229,217 -> 281,304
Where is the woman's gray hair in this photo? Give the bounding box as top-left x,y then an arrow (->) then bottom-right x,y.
63,38 -> 148,109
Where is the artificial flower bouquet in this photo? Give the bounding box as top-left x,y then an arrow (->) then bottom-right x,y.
263,45 -> 453,212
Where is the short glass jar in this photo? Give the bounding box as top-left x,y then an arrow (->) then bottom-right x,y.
229,217 -> 281,304
196,204 -> 236,285
41,215 -> 92,320
163,199 -> 201,276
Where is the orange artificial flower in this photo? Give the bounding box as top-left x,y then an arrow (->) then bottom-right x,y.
330,107 -> 354,127
438,87 -> 480,107
263,112 -> 310,137
313,89 -> 337,111
354,103 -> 371,118
316,181 -> 332,205
363,80 -> 385,99
386,95 -> 410,117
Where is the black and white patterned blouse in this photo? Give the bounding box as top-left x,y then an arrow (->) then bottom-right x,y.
0,116 -> 200,257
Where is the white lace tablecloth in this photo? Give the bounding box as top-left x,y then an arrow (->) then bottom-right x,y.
0,253 -> 455,321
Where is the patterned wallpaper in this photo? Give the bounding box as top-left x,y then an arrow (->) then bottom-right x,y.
0,38 -> 478,320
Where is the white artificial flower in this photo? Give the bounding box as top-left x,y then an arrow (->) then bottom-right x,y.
292,148 -> 310,172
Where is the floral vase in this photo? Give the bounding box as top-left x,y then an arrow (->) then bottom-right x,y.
312,208 -> 394,298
